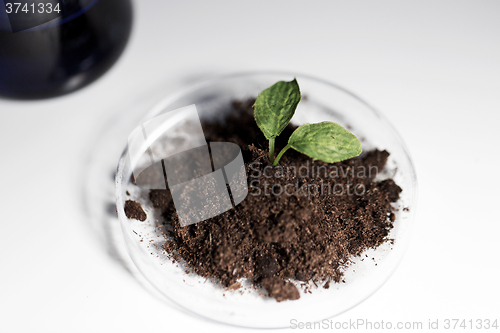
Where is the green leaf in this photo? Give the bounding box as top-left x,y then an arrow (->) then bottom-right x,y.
287,122 -> 362,163
254,79 -> 301,140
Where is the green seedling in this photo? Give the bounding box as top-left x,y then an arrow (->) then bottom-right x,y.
254,79 -> 362,166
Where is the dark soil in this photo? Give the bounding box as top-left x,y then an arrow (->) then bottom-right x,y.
124,200 -> 147,221
148,99 -> 402,302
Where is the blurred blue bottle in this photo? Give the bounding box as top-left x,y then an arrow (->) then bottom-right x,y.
0,0 -> 132,99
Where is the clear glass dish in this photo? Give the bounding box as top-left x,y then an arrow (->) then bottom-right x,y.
115,72 -> 418,328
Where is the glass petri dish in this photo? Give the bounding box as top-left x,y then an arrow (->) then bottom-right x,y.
115,72 -> 418,328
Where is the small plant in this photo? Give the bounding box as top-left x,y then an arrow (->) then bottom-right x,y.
254,79 -> 362,165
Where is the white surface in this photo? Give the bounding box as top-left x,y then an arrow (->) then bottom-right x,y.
1,1 -> 499,332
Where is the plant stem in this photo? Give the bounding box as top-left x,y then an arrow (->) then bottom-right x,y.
273,145 -> 291,166
269,138 -> 275,163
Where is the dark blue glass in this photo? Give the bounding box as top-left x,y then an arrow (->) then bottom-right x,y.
0,0 -> 132,99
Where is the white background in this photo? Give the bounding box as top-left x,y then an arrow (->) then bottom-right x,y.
1,1 -> 499,332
